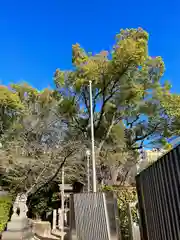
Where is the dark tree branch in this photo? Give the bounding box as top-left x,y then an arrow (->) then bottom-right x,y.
82,86 -> 90,118
126,114 -> 140,128
134,123 -> 160,142
94,65 -> 132,134
93,89 -> 101,113
94,88 -> 117,134
131,145 -> 143,150
27,149 -> 75,199
131,123 -> 161,150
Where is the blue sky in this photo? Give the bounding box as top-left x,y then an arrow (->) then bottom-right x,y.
0,0 -> 180,92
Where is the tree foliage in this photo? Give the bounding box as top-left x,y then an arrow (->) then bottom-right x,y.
0,83 -> 87,217
161,93 -> 180,137
0,27 -> 179,220
0,85 -> 24,136
53,27 -> 178,183
0,88 -> 81,175
54,28 -> 173,150
102,185 -> 138,240
0,195 -> 12,232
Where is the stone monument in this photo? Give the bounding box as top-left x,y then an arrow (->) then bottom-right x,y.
1,193 -> 34,240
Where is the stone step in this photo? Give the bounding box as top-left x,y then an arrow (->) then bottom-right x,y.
51,229 -> 66,238
34,233 -> 60,240
1,230 -> 33,240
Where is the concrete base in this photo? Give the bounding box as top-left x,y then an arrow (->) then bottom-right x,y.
34,234 -> 59,240
32,221 -> 59,240
1,218 -> 33,240
1,230 -> 33,240
51,229 -> 66,238
6,218 -> 30,231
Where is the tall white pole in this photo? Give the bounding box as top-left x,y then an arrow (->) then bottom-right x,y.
86,149 -> 90,193
61,166 -> 65,239
89,80 -> 97,193
53,209 -> 57,230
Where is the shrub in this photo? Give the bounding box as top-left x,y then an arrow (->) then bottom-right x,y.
102,185 -> 138,240
0,195 -> 12,232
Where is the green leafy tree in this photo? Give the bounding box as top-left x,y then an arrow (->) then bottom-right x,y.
0,195 -> 12,232
0,85 -> 24,137
56,29 -> 171,146
161,93 -> 180,138
0,83 -> 87,218
54,28 -> 174,184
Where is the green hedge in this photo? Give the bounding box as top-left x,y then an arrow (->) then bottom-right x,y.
102,185 -> 138,240
0,195 -> 12,232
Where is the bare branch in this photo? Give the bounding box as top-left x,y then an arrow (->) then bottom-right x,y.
28,149 -> 75,197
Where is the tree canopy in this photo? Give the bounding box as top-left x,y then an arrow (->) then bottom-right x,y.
0,27 -> 179,202
1,26 -> 180,238
54,28 -> 175,152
